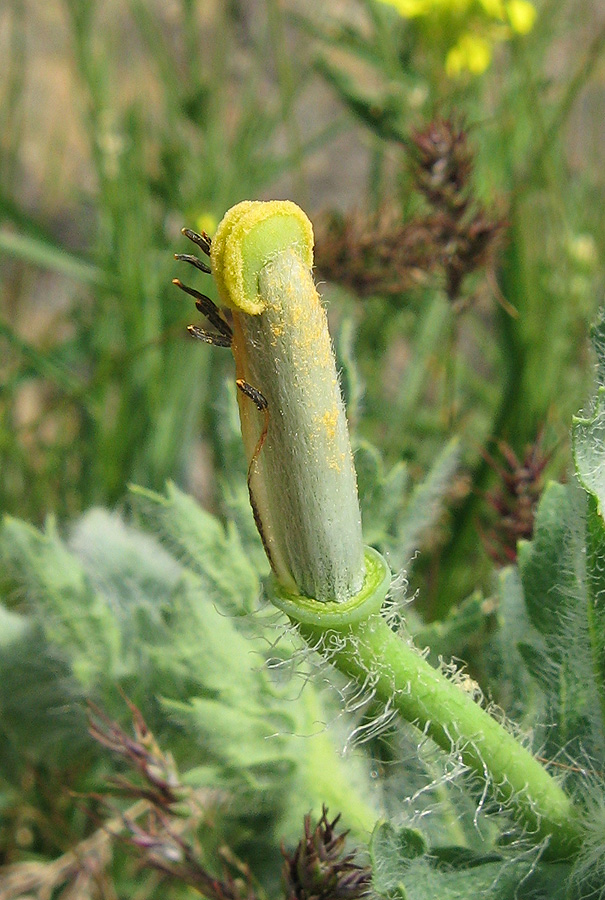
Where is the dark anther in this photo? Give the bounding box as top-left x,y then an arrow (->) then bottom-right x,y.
172,279 -> 233,340
187,325 -> 232,347
174,253 -> 211,274
236,379 -> 268,412
182,227 -> 212,256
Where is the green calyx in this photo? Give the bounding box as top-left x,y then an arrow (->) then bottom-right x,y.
271,546 -> 391,626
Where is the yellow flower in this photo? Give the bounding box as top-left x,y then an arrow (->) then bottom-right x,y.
375,0 -> 537,75
505,0 -> 537,34
377,0 -> 473,14
478,0 -> 505,18
376,0 -> 431,16
446,32 -> 492,75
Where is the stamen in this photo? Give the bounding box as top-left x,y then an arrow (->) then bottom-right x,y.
235,379 -> 268,412
174,253 -> 211,274
235,378 -> 271,560
187,324 -> 232,347
172,279 -> 233,339
236,378 -> 270,477
181,227 -> 212,256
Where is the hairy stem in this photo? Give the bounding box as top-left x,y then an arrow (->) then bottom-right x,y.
297,612 -> 582,860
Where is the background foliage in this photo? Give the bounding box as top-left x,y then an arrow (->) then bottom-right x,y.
1,0 -> 605,897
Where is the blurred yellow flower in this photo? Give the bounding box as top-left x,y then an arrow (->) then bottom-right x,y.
382,0 -> 429,14
478,0 -> 505,17
379,0 -> 475,14
505,0 -> 537,33
195,212 -> 218,237
446,33 -> 492,75
375,0 -> 537,75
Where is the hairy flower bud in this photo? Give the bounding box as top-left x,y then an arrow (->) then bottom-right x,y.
211,201 -> 365,603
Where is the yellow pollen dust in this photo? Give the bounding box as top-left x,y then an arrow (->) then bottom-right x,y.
320,405 -> 340,441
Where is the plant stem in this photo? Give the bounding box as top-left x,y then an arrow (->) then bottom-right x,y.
299,613 -> 582,860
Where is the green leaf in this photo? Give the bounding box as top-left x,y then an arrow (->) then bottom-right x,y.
355,440 -> 409,547
412,590 -> 488,664
370,820 -> 427,896
130,482 -> 260,616
492,566 -> 538,722
0,605 -> 29,646
164,696 -> 296,787
0,611 -> 86,781
315,55 -> 409,143
394,437 -> 460,568
157,571 -> 271,707
354,437 -> 459,568
584,492 -> 605,711
517,481 -> 605,763
370,822 -> 571,900
573,386 -> 605,515
0,227 -> 108,286
572,366 -> 605,750
517,482 -> 573,646
589,306 -> 605,387
1,515 -> 121,688
335,316 -> 364,430
0,499 -> 378,852
69,507 -> 183,610
513,320 -> 605,763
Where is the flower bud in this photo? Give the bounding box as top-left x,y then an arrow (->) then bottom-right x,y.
211,201 -> 365,603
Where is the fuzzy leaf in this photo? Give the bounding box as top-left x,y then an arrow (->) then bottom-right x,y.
1,515 -> 121,688
513,367 -> 605,766
164,697 -> 296,785
0,501 -> 378,848
370,822 -> 570,900
573,386 -> 605,516
162,575 -> 378,838
0,611 -> 86,780
69,508 -> 183,606
517,481 -> 605,762
492,566 -> 537,719
355,441 -> 409,547
130,482 -> 260,616
517,482 -> 573,647
335,316 -> 364,430
589,306 -> 605,386
512,315 -> 605,766
0,605 -> 29,645
394,437 -> 460,568
572,367 -> 605,751
354,437 -> 459,568
412,590 -> 487,664
370,820 -> 427,895
155,572 -> 272,707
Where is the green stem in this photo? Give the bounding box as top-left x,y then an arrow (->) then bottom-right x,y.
295,607 -> 582,860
